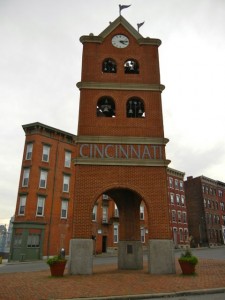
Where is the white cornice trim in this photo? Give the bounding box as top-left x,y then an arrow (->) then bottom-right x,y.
74,158 -> 171,167
76,82 -> 165,92
76,136 -> 169,145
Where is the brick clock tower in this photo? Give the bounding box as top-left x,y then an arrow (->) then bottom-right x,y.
69,16 -> 175,275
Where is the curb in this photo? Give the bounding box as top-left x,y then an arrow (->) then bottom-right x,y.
59,288 -> 225,300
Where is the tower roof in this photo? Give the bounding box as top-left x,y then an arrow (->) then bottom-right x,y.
80,15 -> 161,46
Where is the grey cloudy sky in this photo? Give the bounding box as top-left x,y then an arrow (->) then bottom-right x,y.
1,0 -> 225,225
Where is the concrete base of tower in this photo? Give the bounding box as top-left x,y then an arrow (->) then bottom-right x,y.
118,240 -> 143,270
148,239 -> 175,274
68,238 -> 93,275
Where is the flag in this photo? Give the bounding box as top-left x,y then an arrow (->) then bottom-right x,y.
119,4 -> 131,15
137,21 -> 145,32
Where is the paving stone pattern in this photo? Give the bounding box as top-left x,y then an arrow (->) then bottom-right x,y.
0,259 -> 225,300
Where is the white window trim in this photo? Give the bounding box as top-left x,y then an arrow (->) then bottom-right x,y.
63,175 -> 70,192
92,205 -> 97,221
18,195 -> 26,215
140,205 -> 144,220
36,196 -> 45,216
65,151 -> 71,168
22,168 -> 30,187
113,224 -> 119,243
61,200 -> 68,219
42,145 -> 50,162
39,170 -> 48,188
25,143 -> 33,160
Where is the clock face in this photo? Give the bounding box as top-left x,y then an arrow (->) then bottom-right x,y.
112,34 -> 129,48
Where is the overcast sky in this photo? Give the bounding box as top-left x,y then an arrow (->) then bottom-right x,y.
1,0 -> 225,226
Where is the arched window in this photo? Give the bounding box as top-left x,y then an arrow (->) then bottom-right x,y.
97,96 -> 115,117
124,59 -> 139,74
102,58 -> 117,73
126,97 -> 145,118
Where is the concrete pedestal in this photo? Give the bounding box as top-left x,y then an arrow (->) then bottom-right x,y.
68,238 -> 93,275
148,239 -> 175,274
118,241 -> 143,270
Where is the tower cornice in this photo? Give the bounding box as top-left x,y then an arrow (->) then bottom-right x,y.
76,135 -> 169,145
76,82 -> 165,92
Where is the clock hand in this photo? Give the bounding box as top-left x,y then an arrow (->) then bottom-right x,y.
120,40 -> 128,44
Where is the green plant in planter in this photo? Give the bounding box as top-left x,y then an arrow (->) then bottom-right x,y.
46,255 -> 67,266
178,249 -> 198,275
179,249 -> 198,264
46,255 -> 67,276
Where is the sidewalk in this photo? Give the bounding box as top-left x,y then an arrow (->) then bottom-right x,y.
0,258 -> 225,300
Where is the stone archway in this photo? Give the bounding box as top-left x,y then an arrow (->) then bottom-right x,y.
68,186 -> 146,274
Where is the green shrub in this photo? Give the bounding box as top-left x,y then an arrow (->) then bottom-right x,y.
179,249 -> 198,265
46,255 -> 67,266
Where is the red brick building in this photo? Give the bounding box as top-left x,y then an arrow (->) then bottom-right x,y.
10,123 -> 76,261
185,175 -> 225,247
167,168 -> 189,248
11,15 -> 177,274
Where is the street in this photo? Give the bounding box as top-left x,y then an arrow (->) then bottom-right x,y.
0,246 -> 224,273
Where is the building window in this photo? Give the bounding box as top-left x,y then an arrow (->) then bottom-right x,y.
18,195 -> 26,215
124,59 -> 139,74
92,205 -> 97,221
172,210 -> 176,222
61,200 -> 68,219
64,151 -> 71,168
181,195 -> 185,206
25,143 -> 33,160
13,234 -> 22,247
27,234 -> 40,248
208,199 -> 211,208
36,196 -> 45,216
169,177 -> 173,188
114,224 -> 119,243
22,168 -> 30,187
102,58 -> 117,73
176,194 -> 180,206
218,190 -> 223,197
175,179 -> 179,190
220,202 -> 225,211
102,194 -> 109,200
177,211 -> 181,223
42,145 -> 50,162
140,205 -> 144,220
179,181 -> 184,191
39,170 -> 48,188
140,227 -> 145,243
126,97 -> 145,118
182,212 -> 187,223
184,229 -> 188,241
202,185 -> 205,193
114,204 -> 119,217
170,193 -> 174,205
97,96 -> 115,117
63,174 -> 70,192
204,198 -> 207,207
215,201 -> 219,210
102,207 -> 108,223
222,215 -> 225,225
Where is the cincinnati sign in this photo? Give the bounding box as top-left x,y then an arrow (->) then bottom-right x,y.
79,143 -> 163,160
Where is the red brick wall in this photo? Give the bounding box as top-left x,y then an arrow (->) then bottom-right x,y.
15,126 -> 76,256
73,165 -> 171,240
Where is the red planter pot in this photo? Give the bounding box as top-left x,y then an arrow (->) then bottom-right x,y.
49,261 -> 67,276
178,260 -> 196,275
